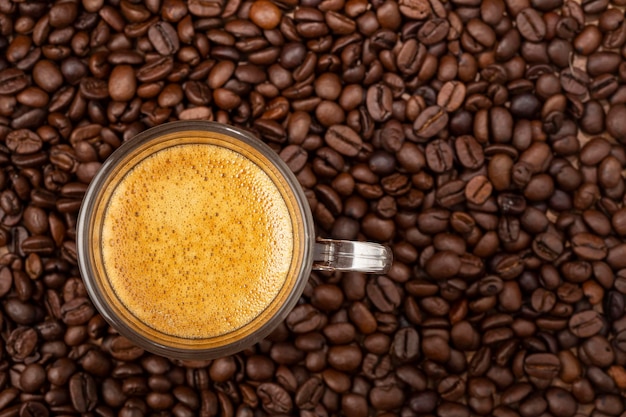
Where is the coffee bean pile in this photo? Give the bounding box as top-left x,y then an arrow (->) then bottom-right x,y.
0,0 -> 625,415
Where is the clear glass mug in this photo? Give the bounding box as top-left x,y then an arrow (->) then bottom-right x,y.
77,121 -> 392,359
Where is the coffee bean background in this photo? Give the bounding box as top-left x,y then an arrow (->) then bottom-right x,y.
0,0 -> 625,416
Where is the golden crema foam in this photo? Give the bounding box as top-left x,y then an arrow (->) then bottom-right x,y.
100,143 -> 293,339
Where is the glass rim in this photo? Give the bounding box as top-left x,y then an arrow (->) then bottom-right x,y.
76,120 -> 316,359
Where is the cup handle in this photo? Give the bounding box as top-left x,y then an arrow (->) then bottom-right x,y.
312,238 -> 393,274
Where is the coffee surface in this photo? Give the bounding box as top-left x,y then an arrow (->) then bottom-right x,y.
101,143 -> 293,339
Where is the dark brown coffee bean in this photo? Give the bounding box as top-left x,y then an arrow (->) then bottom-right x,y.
33,60 -> 63,93
370,385 -> 405,411
398,0 -> 430,20
569,310 -> 604,338
425,251 -> 461,280
464,19 -> 496,51
148,22 -> 180,55
361,213 -> 395,241
20,363 -> 46,393
279,145 -> 308,173
187,0 -> 223,17
391,327 -> 420,362
21,236 -> 55,255
257,383 -> 293,414
285,304 -> 325,334
571,233 -> 607,260
213,87 -> 241,110
560,67 -> 589,96
108,65 -> 136,102
575,25 -> 603,56
137,56 -> 174,83
294,377 -> 324,410
249,0 -> 282,30
413,106 -> 448,139
425,139 -> 454,173
348,301 -> 376,334
532,233 -> 564,261
397,39 -> 426,76
581,139 -> 611,169
517,8 -> 547,41
582,335 -> 614,368
594,393 -> 624,416
366,84 -> 393,122
524,353 -> 560,381
436,179 -> 466,207
60,297 -> 95,325
366,276 -> 401,312
69,372 -> 97,413
369,151 -> 396,176
453,136 -> 482,171
324,125 -> 362,156
79,77 -> 109,100
0,68 -> 29,94
341,393 -> 368,417
465,176 -> 492,205
437,81 -> 466,112
418,18 -> 450,45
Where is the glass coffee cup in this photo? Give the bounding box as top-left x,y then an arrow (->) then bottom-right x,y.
77,121 -> 392,359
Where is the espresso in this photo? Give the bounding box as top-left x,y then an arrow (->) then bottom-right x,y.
100,143 -> 294,339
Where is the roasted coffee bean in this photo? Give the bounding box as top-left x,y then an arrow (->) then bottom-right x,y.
279,145 -> 308,173
294,377 -> 324,410
463,19 -> 496,52
417,19 -> 448,45
324,125 -> 362,157
605,291 -> 625,322
398,0 -> 430,20
425,251 -> 461,280
257,383 -> 292,414
285,304 -> 325,334
517,8 -> 547,42
524,353 -> 561,382
0,69 -> 29,94
465,176 -> 492,205
60,297 -> 95,325
425,139 -> 454,173
532,233 -> 564,261
108,65 -> 136,102
148,21 -> 180,56
21,236 -> 55,255
397,39 -> 426,76
366,84 -> 393,122
19,363 -> 45,394
390,327 -> 420,362
581,335 -> 614,368
6,130 -> 42,155
569,310 -> 604,338
531,288 -> 556,313
455,135 -> 484,170
436,179 -> 466,207
366,276 -> 401,312
571,233 -> 607,260
413,106 -> 448,139
437,81 -> 466,112
249,1 -> 282,30
69,372 -> 97,413
561,68 -> 589,96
